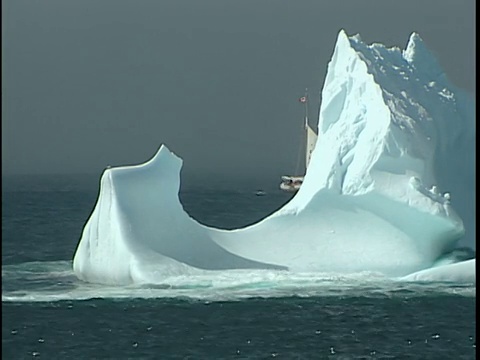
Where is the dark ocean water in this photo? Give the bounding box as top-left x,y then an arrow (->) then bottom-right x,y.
2,175 -> 476,359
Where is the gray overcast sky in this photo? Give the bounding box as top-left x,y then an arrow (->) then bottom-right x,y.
2,0 -> 475,181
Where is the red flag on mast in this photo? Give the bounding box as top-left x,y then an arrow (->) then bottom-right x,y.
299,96 -> 307,103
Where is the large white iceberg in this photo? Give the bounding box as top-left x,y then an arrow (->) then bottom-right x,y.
73,30 -> 475,286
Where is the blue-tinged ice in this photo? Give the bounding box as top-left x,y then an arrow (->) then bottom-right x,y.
73,30 -> 475,286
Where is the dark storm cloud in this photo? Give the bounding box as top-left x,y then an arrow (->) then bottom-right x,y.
2,0 -> 475,180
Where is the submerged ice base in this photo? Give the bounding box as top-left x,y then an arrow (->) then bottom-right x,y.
73,30 -> 475,286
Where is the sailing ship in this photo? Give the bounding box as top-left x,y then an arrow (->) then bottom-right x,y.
280,91 -> 318,192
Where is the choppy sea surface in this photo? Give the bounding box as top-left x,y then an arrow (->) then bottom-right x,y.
2,175 -> 476,359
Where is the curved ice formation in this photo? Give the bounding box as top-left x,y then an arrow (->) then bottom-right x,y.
73,30 -> 475,285
400,259 -> 475,283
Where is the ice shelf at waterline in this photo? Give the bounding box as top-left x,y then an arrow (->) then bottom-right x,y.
73,30 -> 475,285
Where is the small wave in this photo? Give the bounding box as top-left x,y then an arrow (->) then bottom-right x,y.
1,261 -> 475,303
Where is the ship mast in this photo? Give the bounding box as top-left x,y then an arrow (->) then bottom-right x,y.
304,88 -> 309,130
303,88 -> 310,171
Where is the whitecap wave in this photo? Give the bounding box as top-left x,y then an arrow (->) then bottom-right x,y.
2,261 -> 475,303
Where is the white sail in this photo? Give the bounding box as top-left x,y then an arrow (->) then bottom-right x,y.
305,123 -> 317,168
279,93 -> 318,192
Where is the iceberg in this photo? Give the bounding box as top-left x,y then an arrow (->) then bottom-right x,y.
400,259 -> 475,283
73,30 -> 475,286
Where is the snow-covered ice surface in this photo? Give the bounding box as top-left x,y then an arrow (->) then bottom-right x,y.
73,30 -> 475,287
